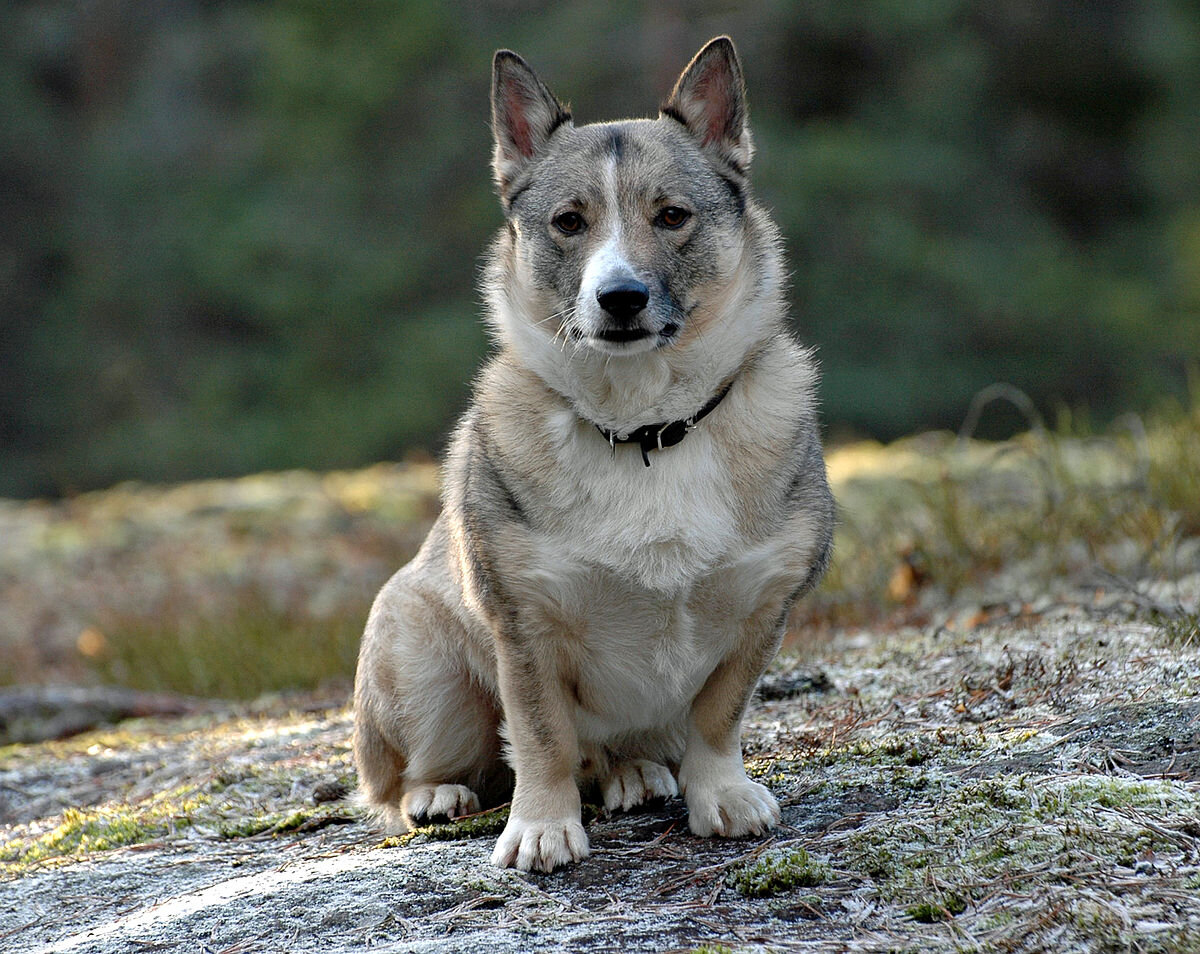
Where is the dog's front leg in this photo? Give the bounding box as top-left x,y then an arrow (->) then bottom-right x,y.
678,609 -> 784,838
489,624 -> 589,872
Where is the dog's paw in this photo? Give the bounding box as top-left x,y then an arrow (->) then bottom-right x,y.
686,779 -> 780,838
601,759 -> 679,812
402,784 -> 480,823
490,816 -> 590,872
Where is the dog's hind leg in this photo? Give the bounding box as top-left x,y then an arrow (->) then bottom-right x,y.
589,729 -> 684,812
600,759 -> 679,812
397,655 -> 508,825
355,647 -> 506,830
354,574 -> 508,831
352,706 -> 411,833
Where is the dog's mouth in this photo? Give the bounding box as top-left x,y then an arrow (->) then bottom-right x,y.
594,328 -> 653,343
590,322 -> 680,349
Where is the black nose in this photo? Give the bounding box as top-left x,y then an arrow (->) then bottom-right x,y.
596,280 -> 649,322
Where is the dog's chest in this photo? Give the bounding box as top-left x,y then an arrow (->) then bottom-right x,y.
540,421 -> 743,592
516,426 -> 767,735
569,583 -> 718,737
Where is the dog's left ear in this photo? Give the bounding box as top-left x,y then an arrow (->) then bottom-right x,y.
662,36 -> 754,172
491,50 -> 572,196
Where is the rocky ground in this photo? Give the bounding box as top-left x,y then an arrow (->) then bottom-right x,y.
4,598 -> 1200,953
3,414 -> 1199,952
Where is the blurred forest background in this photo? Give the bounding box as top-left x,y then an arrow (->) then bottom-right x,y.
2,0 -> 1198,499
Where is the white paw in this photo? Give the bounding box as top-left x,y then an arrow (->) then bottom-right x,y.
686,779 -> 780,838
402,784 -> 480,823
490,816 -> 590,872
601,759 -> 679,812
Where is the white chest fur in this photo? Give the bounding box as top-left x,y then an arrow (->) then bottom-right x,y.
539,406 -> 741,594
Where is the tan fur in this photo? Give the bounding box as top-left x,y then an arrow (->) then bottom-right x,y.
353,36 -> 834,872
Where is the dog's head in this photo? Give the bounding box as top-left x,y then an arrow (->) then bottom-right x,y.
486,38 -> 779,368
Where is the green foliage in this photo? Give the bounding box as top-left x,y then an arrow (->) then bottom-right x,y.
1,2 -> 1198,495
754,2 -> 1198,439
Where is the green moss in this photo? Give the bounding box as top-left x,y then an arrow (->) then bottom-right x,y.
841,774 -> 1200,919
1,786 -> 210,872
217,816 -> 272,839
374,806 -> 514,849
745,763 -> 791,789
907,895 -> 967,922
726,847 -> 830,897
218,805 -> 347,839
903,746 -> 928,766
464,878 -> 508,895
828,726 -> 994,772
42,808 -> 154,855
409,805 -> 510,842
856,843 -> 897,881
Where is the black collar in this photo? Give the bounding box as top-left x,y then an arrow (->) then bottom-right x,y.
594,379 -> 735,467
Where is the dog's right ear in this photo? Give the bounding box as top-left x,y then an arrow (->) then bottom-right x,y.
491,51 -> 572,197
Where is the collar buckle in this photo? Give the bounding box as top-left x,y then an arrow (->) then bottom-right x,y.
591,377 -> 735,468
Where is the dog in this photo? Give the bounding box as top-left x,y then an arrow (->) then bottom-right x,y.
353,36 -> 834,873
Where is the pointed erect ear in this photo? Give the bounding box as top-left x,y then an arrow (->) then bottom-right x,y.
491,51 -> 572,195
661,36 -> 753,172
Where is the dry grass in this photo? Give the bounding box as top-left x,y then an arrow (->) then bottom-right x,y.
0,462 -> 440,696
89,591 -> 364,698
804,389 -> 1200,632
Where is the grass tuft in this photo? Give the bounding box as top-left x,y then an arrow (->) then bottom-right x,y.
1159,611 -> 1200,647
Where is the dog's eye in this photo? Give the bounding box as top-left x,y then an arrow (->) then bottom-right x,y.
552,211 -> 586,235
656,206 -> 691,229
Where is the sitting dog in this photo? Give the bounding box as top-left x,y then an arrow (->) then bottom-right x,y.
353,36 -> 834,872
